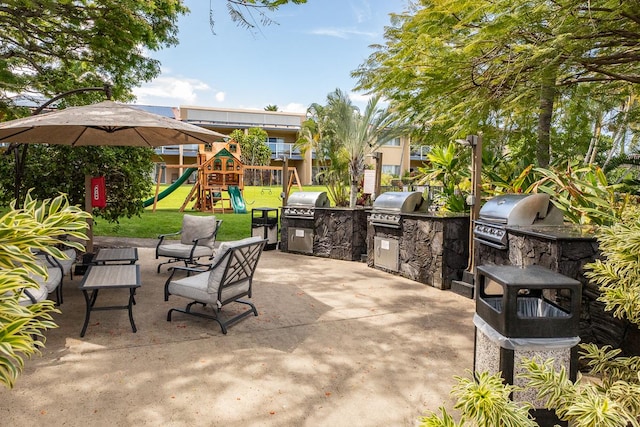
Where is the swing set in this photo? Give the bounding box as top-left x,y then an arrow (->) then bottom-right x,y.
243,165 -> 303,197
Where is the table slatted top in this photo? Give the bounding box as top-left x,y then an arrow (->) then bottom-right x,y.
93,247 -> 138,263
80,264 -> 141,289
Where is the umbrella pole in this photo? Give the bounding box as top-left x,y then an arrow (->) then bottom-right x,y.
84,175 -> 94,253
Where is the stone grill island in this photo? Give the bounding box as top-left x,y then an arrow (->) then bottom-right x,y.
367,211 -> 470,290
280,206 -> 369,262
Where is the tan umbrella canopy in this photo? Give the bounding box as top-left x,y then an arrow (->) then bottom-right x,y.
0,100 -> 228,252
0,100 -> 227,145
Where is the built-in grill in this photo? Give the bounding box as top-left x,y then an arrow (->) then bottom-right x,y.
369,191 -> 428,228
474,193 -> 563,249
282,191 -> 330,254
283,191 -> 330,219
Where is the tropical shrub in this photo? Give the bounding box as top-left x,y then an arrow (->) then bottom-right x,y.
528,162 -> 626,226
421,211 -> 640,426
0,192 -> 89,388
415,142 -> 470,212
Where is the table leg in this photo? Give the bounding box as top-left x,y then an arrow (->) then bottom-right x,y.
80,290 -> 92,337
128,288 -> 137,333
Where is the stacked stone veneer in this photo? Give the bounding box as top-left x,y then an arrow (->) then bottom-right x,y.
475,225 -> 639,355
280,207 -> 368,261
367,213 -> 469,289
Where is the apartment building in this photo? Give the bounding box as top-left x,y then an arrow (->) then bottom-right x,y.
144,104 -> 428,185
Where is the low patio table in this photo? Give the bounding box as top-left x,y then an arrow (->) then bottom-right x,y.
92,247 -> 138,265
79,264 -> 141,337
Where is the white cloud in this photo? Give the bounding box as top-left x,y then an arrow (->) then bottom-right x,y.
281,102 -> 307,113
349,92 -> 373,103
215,91 -> 226,102
352,0 -> 373,24
132,76 -> 211,105
310,28 -> 377,39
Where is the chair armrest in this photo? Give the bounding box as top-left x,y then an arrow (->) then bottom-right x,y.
156,230 -> 182,256
35,251 -> 64,273
158,230 -> 182,240
45,254 -> 64,273
166,265 -> 210,280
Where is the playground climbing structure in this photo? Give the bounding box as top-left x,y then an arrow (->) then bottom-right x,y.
186,140 -> 244,213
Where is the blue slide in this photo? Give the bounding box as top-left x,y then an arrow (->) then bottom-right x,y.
228,185 -> 247,213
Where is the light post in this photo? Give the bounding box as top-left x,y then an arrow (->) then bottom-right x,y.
455,134 -> 483,286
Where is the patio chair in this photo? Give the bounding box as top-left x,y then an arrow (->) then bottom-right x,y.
31,254 -> 64,305
18,282 -> 49,307
165,236 -> 267,334
156,215 -> 222,273
36,247 -> 76,304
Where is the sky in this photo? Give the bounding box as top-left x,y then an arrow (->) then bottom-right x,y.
132,0 -> 411,113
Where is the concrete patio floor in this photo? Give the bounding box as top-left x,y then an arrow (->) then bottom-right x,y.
0,238 -> 476,426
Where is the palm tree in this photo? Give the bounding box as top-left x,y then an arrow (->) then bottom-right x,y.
325,89 -> 404,208
264,105 -> 278,111
297,101 -> 349,205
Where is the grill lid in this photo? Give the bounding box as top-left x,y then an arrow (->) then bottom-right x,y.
286,191 -> 330,208
478,193 -> 563,226
372,191 -> 427,213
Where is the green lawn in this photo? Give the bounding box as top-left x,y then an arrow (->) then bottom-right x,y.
93,185 -> 328,241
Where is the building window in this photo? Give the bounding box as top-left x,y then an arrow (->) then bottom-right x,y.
382,165 -> 400,177
383,137 -> 401,146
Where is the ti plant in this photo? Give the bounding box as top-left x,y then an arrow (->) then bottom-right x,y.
528,162 -> 627,226
0,192 -> 89,388
584,212 -> 640,325
420,371 -> 537,427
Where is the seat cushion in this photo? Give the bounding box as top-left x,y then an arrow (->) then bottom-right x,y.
180,215 -> 217,248
57,248 -> 76,276
35,248 -> 75,276
18,283 -> 49,306
31,263 -> 63,293
157,243 -> 213,259
168,271 -> 217,304
169,271 -> 251,307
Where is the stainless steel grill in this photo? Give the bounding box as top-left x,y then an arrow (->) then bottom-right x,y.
283,191 -> 330,219
370,191 -> 428,228
474,193 -> 563,249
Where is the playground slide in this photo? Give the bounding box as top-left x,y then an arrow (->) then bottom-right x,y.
143,167 -> 198,208
228,185 -> 247,214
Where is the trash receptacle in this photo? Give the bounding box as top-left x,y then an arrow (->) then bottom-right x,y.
474,264 -> 582,427
251,208 -> 278,250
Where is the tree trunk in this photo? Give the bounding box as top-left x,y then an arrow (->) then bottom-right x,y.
537,74 -> 556,167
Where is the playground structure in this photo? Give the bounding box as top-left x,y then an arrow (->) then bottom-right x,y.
146,139 -> 302,213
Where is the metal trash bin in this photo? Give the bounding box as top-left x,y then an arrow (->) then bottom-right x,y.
251,208 -> 279,250
474,265 -> 582,427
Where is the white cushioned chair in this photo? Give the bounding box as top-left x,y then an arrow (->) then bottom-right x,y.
156,215 -> 222,273
18,281 -> 49,306
35,248 -> 75,304
32,253 -> 64,305
165,236 -> 266,334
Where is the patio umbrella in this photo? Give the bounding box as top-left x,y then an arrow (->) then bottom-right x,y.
0,100 -> 227,146
0,100 -> 228,251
